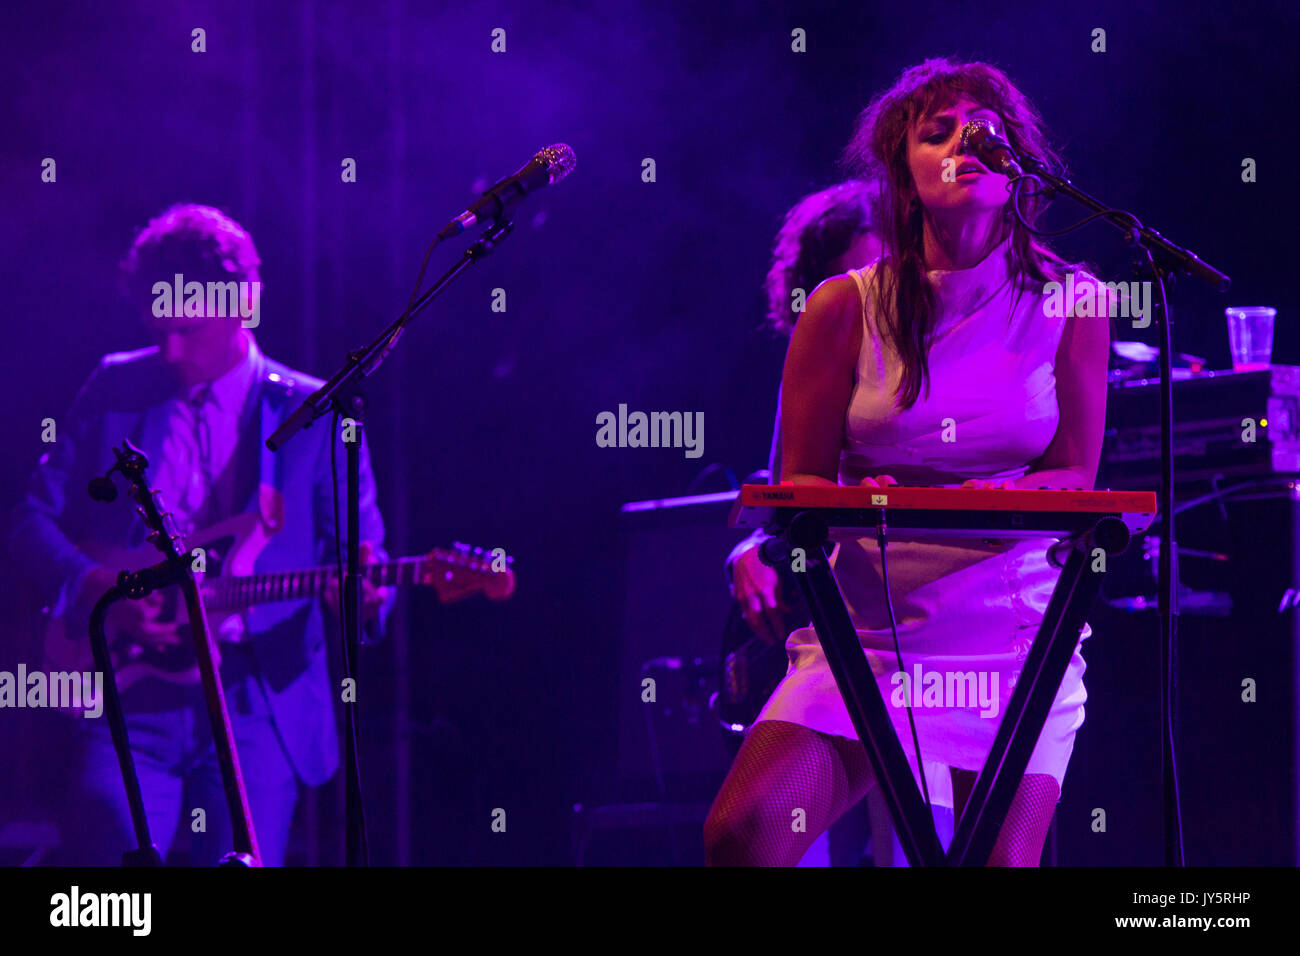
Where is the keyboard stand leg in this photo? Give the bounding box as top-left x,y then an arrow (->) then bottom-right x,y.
783,511 -> 947,867
948,517 -> 1131,866
774,512 -> 1132,868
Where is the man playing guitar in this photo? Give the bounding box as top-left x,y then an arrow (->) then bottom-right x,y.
11,204 -> 390,865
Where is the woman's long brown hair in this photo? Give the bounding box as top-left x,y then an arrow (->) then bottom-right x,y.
840,58 -> 1079,411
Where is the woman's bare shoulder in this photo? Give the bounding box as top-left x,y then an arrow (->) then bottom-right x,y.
792,273 -> 864,348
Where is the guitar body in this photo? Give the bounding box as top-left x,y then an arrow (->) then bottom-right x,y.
41,490 -> 282,710
41,482 -> 514,713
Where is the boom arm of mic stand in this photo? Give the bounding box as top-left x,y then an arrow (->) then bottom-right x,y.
266,218 -> 516,453
1019,157 -> 1230,292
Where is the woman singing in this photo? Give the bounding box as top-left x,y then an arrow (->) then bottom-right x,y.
704,58 -> 1111,867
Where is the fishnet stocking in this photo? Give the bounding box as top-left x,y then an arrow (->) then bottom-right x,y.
704,720 -> 875,866
705,723 -> 1062,866
951,767 -> 1060,866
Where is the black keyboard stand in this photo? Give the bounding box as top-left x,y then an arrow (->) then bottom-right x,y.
763,509 -> 1132,867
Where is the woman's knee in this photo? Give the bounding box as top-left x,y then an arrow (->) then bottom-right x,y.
704,720 -> 850,865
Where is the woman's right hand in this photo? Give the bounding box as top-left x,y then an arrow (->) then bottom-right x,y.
733,545 -> 790,645
859,474 -> 899,488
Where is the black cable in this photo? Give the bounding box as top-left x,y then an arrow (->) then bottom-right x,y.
330,409 -> 368,861
1173,476 -> 1297,516
874,508 -> 933,813
388,236 -> 443,346
1009,175 -> 1143,239
1141,246 -> 1186,867
327,226 -> 438,861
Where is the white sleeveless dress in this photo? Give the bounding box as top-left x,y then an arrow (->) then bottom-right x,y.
753,235 -> 1093,808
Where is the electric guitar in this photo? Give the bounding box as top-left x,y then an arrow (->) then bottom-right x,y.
42,492 -> 515,704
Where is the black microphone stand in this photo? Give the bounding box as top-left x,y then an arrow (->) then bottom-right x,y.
266,217 -> 516,867
88,572 -> 168,867
86,440 -> 262,866
1016,154 -> 1231,867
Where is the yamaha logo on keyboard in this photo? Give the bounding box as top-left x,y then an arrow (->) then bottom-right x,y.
758,490 -> 795,500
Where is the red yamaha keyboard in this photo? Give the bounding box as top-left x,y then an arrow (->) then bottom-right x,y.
729,484 -> 1158,538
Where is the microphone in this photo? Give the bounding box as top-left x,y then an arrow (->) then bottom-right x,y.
438,144 -> 576,240
960,119 -> 1023,178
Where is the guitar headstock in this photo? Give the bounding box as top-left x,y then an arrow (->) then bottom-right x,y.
106,440 -> 188,562
137,488 -> 188,561
419,542 -> 516,603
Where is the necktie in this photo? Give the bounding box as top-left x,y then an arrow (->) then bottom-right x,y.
183,385 -> 213,522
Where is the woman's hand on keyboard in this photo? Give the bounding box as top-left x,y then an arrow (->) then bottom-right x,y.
962,478 -> 1017,489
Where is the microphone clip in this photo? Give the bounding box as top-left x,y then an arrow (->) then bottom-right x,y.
87,440 -> 152,504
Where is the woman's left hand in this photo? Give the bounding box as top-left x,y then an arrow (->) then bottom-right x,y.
961,478 -> 1017,490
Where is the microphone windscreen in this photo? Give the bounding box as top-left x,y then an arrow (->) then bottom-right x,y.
537,144 -> 576,185
960,118 -> 997,155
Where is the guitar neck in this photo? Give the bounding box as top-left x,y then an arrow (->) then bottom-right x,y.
208,558 -> 425,610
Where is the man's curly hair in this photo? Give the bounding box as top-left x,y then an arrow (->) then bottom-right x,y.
764,180 -> 881,337
119,203 -> 261,307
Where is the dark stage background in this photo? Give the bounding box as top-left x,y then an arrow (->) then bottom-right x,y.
1,0 -> 1295,865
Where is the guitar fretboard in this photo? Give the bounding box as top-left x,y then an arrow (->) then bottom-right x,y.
207,557 -> 429,609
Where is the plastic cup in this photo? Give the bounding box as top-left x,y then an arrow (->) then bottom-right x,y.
1225,306 -> 1275,372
